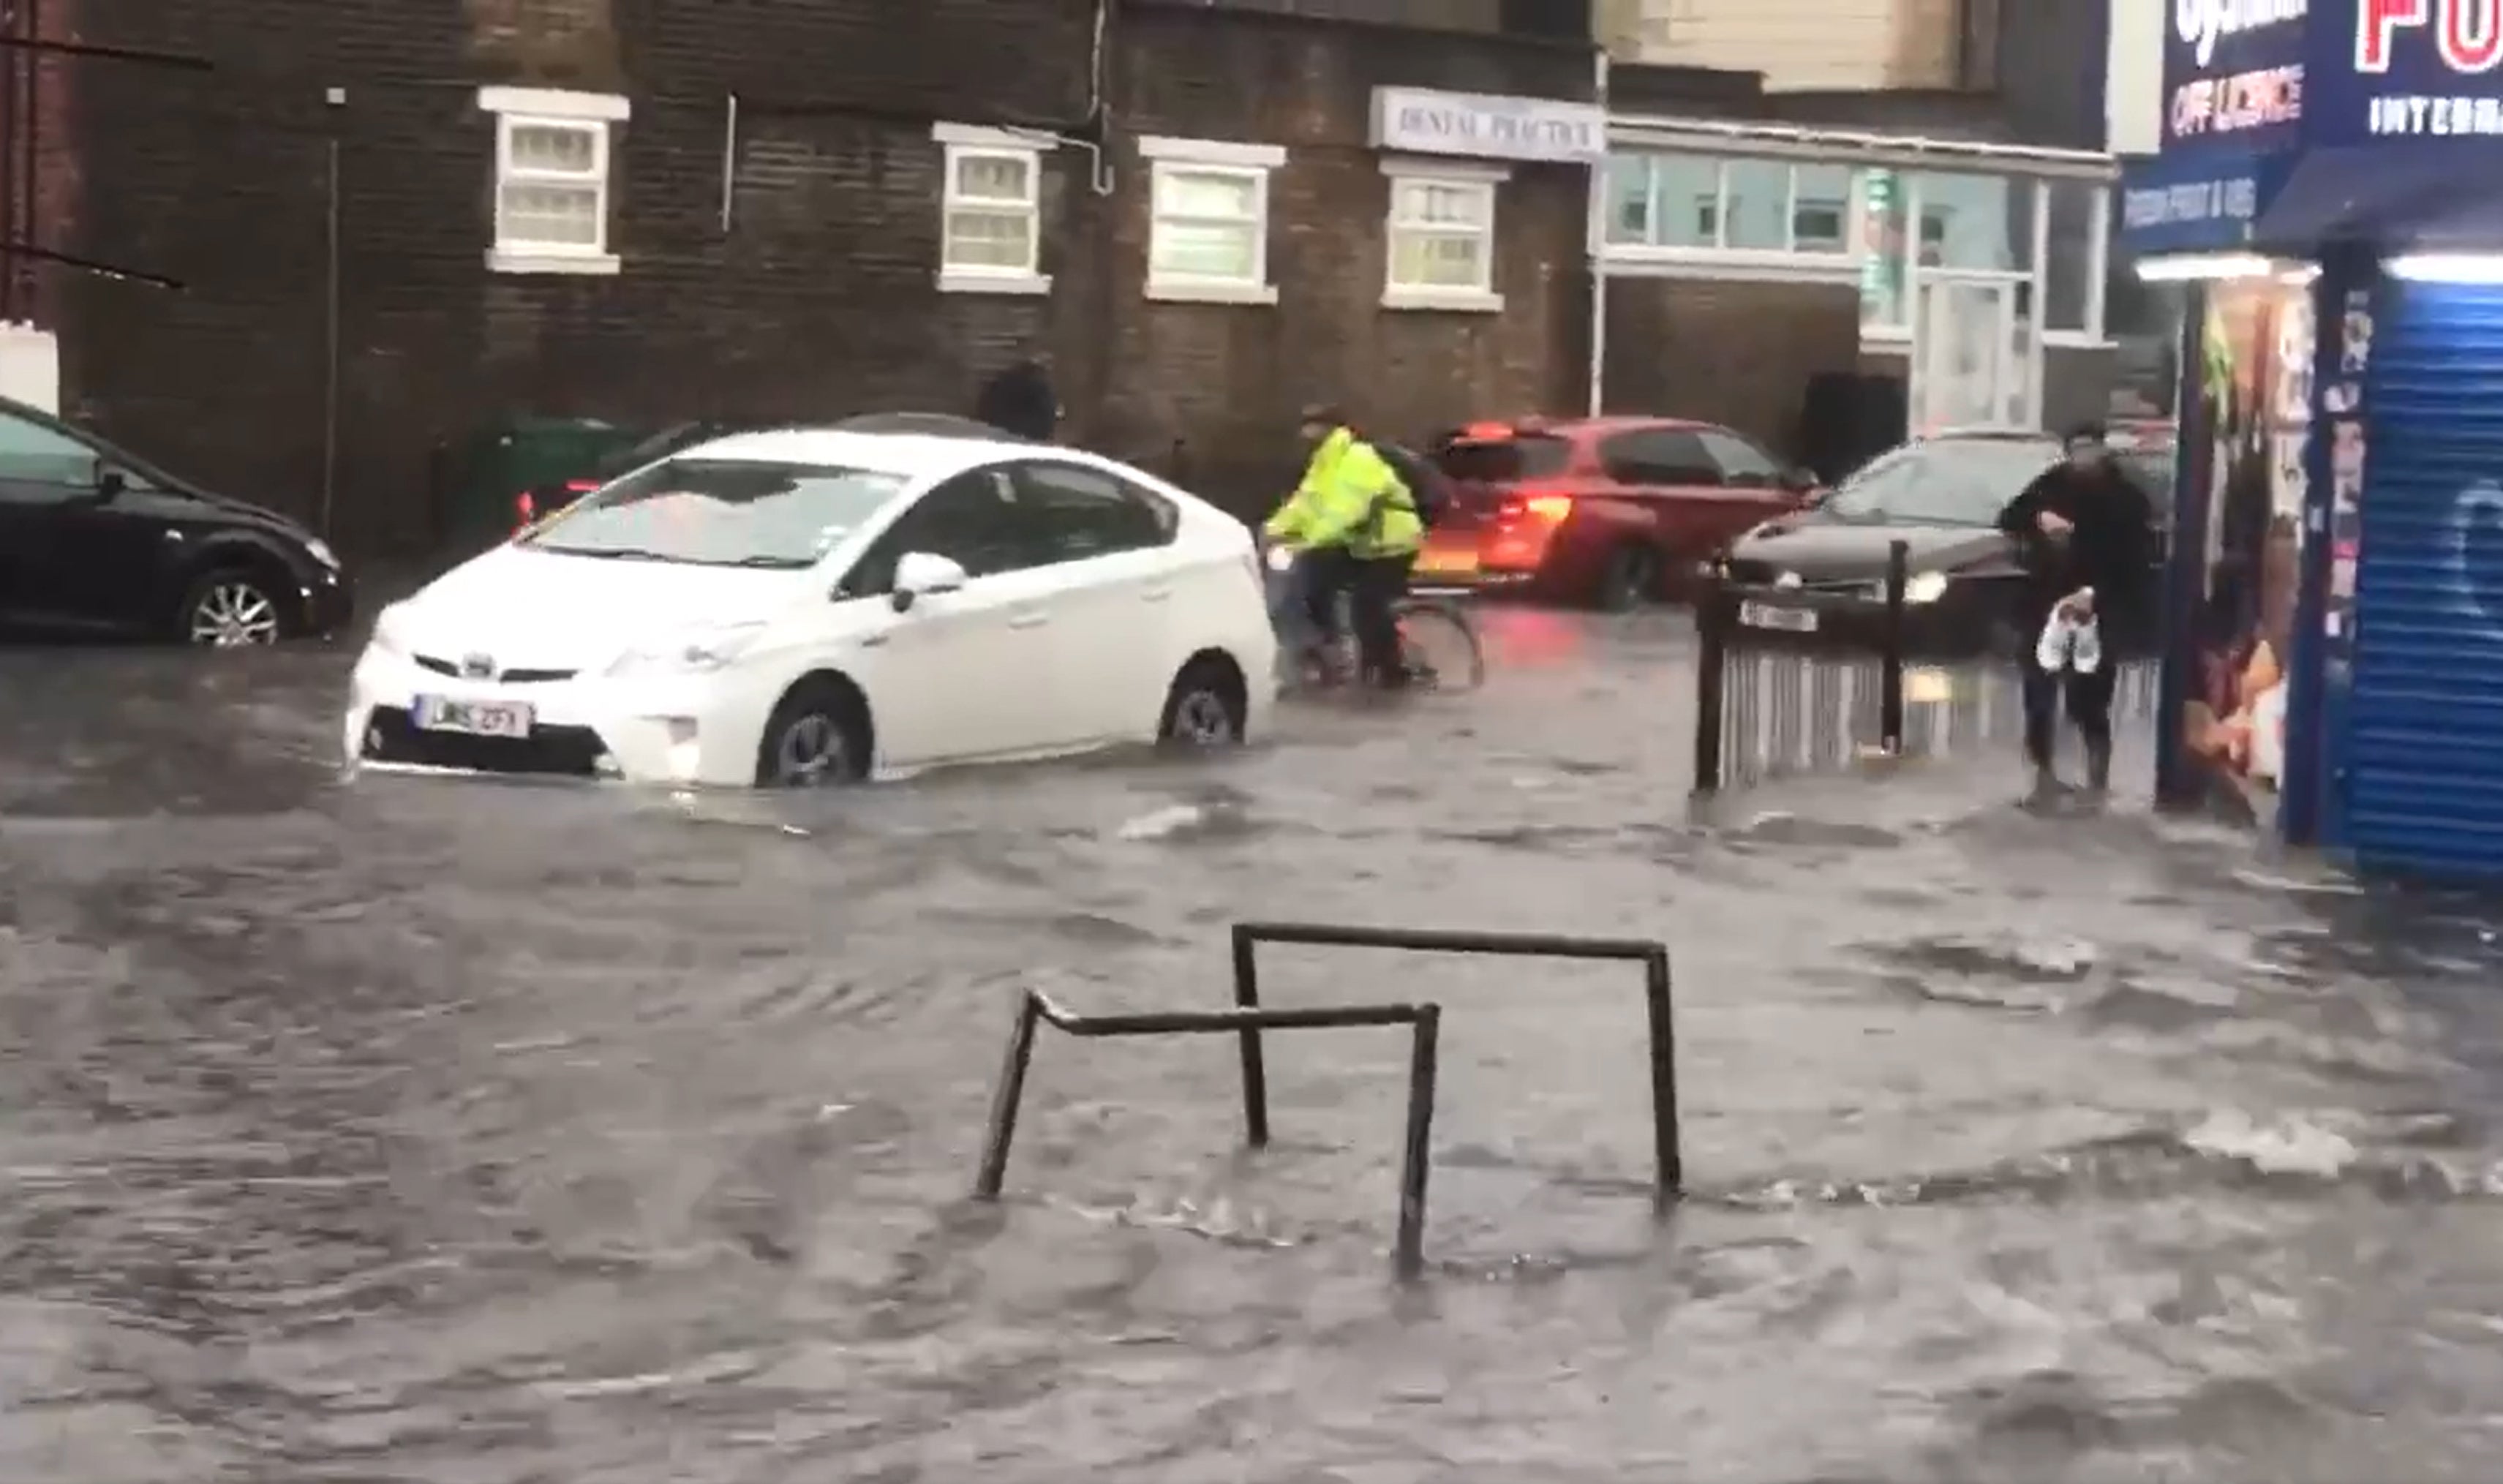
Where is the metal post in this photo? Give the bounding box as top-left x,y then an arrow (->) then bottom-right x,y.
1228,924 -> 1271,1148
1393,1005 -> 1439,1280
1693,566 -> 1728,794
973,991 -> 1045,1199
1879,538 -> 1909,754
1641,948 -> 1682,1207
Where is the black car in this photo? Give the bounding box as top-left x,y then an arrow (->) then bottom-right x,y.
516,413 -> 1032,532
1715,429 -> 2172,658
0,396 -> 352,645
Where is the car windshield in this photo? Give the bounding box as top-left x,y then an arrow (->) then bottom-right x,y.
1821,438 -> 2062,527
521,458 -> 908,568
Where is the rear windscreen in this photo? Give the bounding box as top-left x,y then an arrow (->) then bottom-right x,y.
1434,436 -> 1570,483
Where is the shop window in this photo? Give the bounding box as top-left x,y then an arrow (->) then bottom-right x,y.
1912,171 -> 2029,273
1604,155 -> 1651,244
1791,163 -> 1852,253
478,86 -> 628,275
1606,151 -> 1860,255
2043,177 -> 2107,338
1859,168 -> 1910,327
1720,159 -> 1788,250
1139,136 -> 1284,305
1381,162 -> 1505,312
934,124 -> 1049,296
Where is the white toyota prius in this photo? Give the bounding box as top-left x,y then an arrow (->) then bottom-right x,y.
345,428 -> 1278,786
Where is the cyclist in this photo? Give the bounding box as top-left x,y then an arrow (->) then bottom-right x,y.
1265,404 -> 1423,689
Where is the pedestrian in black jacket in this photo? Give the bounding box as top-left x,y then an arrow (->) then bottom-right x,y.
1995,423 -> 2155,796
974,357 -> 1058,443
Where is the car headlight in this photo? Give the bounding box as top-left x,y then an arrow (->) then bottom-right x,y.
606,622 -> 769,677
367,601 -> 415,655
1902,570 -> 1951,605
304,537 -> 341,571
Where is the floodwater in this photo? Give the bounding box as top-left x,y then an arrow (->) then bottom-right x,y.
4,607 -> 2503,1482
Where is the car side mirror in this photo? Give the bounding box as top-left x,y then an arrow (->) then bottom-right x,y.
94,462 -> 127,500
1777,467 -> 1818,494
889,550 -> 968,612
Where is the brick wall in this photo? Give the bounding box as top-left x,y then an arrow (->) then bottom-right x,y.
52,0 -> 1097,554
48,0 -> 1594,554
1098,3 -> 1595,515
1599,276 -> 1860,459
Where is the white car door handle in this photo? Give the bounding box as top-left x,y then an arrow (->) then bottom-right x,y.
1008,611 -> 1049,629
1141,584 -> 1173,603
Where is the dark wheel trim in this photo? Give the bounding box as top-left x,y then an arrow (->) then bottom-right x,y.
753,683 -> 870,788
1158,659 -> 1246,747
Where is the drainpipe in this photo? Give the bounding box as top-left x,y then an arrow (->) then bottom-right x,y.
1586,45 -> 1608,417
0,1 -> 18,324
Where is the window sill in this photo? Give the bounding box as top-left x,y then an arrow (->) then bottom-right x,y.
487,247 -> 620,276
2041,331 -> 2115,349
1146,279 -> 1278,306
1601,244 -> 1860,285
938,270 -> 1053,297
1382,287 -> 1504,314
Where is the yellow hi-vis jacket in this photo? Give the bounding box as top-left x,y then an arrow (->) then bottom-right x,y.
1262,426 -> 1423,559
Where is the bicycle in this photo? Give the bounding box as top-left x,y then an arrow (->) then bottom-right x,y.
1265,544 -> 1485,694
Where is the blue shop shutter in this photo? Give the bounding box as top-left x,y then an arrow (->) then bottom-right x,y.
2346,280 -> 2503,878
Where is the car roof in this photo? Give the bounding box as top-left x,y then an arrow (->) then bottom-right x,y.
1451,415 -> 1712,439
681,427 -> 1113,484
1922,425 -> 2059,443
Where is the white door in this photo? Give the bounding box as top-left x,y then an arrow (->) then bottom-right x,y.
830,467 -> 1057,769
1008,459 -> 1184,747
1911,276 -> 2031,433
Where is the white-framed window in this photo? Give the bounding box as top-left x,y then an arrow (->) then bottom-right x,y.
1140,136 -> 1285,306
1380,159 -> 1505,313
933,123 -> 1050,296
476,86 -> 628,276
1603,148 -> 2111,344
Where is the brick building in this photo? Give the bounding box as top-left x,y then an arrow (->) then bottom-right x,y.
15,0 -> 1600,555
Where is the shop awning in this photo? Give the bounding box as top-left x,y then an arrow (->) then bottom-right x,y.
2117,151 -> 2295,258
2252,140 -> 2503,253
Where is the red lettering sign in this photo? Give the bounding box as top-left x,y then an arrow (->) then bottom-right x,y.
2447,0 -> 2503,70
2359,0 -> 2429,70
2359,0 -> 2503,72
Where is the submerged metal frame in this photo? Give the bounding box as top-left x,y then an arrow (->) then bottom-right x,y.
972,921 -> 1682,1281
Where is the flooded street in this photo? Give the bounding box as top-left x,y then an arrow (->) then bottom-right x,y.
7,606 -> 2503,1481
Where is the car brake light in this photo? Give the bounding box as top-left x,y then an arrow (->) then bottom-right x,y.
565,479 -> 600,493
1461,421 -> 1512,440
514,491 -> 535,521
1497,488 -> 1573,523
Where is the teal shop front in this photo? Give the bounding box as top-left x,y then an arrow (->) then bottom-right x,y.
2123,0 -> 2503,880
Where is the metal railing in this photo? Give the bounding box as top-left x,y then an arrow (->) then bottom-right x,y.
1693,540 -> 2161,793
973,921 -> 1682,1280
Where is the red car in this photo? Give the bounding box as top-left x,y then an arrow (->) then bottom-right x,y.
1412,416 -> 1818,610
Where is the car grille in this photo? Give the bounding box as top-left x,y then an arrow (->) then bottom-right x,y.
1720,560 -> 1881,598
413,655 -> 579,684
359,706 -> 606,777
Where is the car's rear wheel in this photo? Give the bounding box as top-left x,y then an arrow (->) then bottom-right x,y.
1158,655 -> 1246,747
180,567 -> 289,647
754,679 -> 870,788
1594,544 -> 1657,612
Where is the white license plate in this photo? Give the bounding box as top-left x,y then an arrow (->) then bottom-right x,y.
411,696 -> 533,738
1738,600 -> 1818,633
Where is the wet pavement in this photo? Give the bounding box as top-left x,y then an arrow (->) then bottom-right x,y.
5,607 -> 2503,1481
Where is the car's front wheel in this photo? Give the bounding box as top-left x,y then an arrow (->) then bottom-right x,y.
753,679 -> 871,788
1157,655 -> 1246,747
179,567 -> 289,647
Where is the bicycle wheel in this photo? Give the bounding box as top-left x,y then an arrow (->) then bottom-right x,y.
1395,599 -> 1485,693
